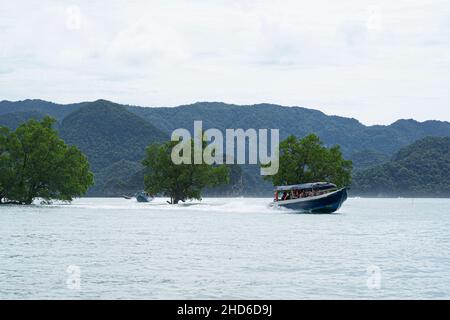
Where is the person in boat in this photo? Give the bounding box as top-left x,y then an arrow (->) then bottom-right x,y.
281,192 -> 287,201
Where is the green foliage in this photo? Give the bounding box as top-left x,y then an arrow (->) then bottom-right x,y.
143,140 -> 230,204
352,137 -> 450,197
0,117 -> 94,204
0,127 -> 15,199
263,134 -> 352,188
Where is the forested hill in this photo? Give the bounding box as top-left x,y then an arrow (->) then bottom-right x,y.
352,137 -> 450,197
0,110 -> 48,130
1,99 -> 450,196
128,102 -> 450,158
0,99 -> 81,120
2,99 -> 450,163
59,100 -> 168,171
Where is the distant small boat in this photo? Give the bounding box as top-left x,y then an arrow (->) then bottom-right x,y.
122,195 -> 132,200
273,182 -> 347,213
135,191 -> 153,203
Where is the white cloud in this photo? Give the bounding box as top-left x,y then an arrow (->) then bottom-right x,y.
0,0 -> 449,124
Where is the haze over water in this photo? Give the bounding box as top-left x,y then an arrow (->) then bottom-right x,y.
1,197 -> 449,299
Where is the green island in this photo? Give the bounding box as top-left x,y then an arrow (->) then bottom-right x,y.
353,136 -> 450,197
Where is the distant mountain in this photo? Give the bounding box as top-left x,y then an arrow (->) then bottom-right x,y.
127,102 -> 450,159
352,137 -> 450,197
3,100 -> 450,162
59,100 -> 168,171
350,149 -> 390,170
0,110 -> 48,130
1,99 -> 450,196
0,99 -> 81,120
129,102 -> 369,156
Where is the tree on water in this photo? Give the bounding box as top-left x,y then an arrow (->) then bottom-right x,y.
142,140 -> 229,204
0,117 -> 94,204
263,134 -> 352,187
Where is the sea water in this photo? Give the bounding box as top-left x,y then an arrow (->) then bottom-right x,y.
0,197 -> 449,299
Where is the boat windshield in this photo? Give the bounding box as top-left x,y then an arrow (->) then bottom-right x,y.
275,182 -> 336,192
274,184 -> 337,201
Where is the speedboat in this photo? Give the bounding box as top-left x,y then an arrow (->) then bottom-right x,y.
273,182 -> 347,213
135,191 -> 153,203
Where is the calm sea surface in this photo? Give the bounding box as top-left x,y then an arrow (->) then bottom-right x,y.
0,197 -> 449,299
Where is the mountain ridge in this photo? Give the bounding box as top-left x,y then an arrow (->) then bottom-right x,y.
2,98 -> 446,127
1,99 -> 450,196
2,98 -> 450,165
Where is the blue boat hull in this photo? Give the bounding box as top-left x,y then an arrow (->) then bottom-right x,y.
135,192 -> 153,203
275,188 -> 347,213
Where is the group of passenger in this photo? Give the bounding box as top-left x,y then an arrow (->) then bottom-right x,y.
279,189 -> 323,201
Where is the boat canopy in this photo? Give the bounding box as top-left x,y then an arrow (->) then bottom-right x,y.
275,182 -> 337,191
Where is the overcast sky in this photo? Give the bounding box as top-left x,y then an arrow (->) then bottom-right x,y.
0,0 -> 449,125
